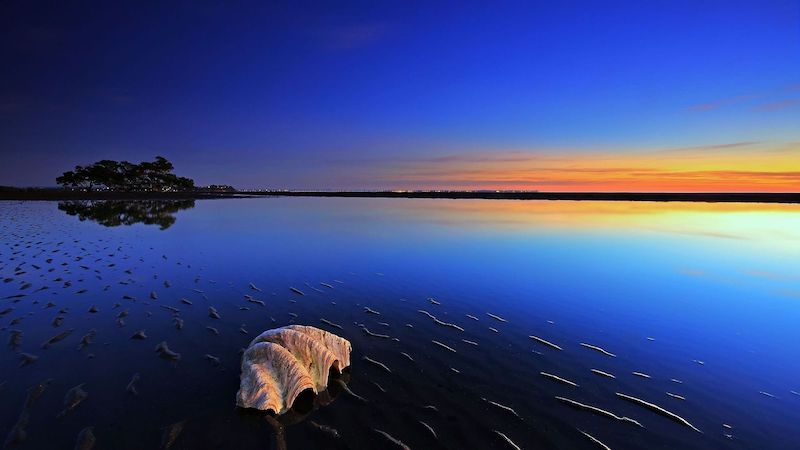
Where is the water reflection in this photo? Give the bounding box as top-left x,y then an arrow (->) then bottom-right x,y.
2,198 -> 799,449
57,199 -> 195,229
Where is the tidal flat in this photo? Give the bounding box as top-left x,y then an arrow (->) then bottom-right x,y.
1,198 -> 799,449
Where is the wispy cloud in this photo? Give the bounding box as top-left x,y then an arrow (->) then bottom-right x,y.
659,141 -> 761,154
755,98 -> 800,111
326,23 -> 388,50
680,268 -> 707,277
657,170 -> 800,180
332,140 -> 800,191
689,83 -> 800,113
744,269 -> 800,281
418,154 -> 536,163
688,94 -> 759,112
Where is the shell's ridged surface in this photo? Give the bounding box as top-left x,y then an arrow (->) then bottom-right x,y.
285,325 -> 352,372
236,325 -> 352,414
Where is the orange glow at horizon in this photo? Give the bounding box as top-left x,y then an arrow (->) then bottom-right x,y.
367,143 -> 800,192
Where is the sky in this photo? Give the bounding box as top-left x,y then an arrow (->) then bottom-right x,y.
1,0 -> 799,191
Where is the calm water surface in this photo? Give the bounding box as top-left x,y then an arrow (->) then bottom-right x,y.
1,198 -> 799,449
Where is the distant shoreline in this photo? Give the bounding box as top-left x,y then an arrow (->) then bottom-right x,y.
261,191 -> 800,203
1,189 -> 798,203
248,191 -> 800,203
0,190 -> 247,201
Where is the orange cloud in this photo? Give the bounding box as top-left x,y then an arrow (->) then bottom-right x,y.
347,142 -> 800,192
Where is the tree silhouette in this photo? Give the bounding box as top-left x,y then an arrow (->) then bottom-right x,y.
56,156 -> 194,192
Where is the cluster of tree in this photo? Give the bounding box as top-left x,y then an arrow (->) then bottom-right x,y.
58,199 -> 195,230
56,157 -> 194,192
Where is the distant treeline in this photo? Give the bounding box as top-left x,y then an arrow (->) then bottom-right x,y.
56,156 -> 194,192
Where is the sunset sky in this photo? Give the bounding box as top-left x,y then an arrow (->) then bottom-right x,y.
1,1 -> 798,191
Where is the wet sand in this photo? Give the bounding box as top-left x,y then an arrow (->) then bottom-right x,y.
1,199 -> 799,449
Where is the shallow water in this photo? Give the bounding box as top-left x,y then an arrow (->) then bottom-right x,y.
1,198 -> 799,449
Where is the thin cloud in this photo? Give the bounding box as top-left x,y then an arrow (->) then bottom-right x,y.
423,154 -> 535,163
755,98 -> 800,111
659,141 -> 761,154
326,152 -> 561,165
680,268 -> 707,277
390,169 -> 800,181
691,84 -> 800,112
322,140 -> 799,191
687,94 -> 759,112
744,270 -> 800,281
662,229 -> 748,240
326,23 -> 388,50
655,170 -> 800,180
329,141 -> 774,166
776,289 -> 800,299
327,150 -> 630,166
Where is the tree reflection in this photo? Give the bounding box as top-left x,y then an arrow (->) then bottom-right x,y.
58,199 -> 195,230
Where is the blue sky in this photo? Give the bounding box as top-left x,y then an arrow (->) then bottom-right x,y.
1,1 -> 798,190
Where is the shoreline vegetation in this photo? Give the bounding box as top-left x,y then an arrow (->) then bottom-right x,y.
1,187 -> 798,203
2,157 -> 240,201
6,156 -> 795,203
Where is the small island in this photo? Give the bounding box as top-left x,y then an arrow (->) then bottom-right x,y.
55,156 -> 195,193
1,157 -> 240,200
